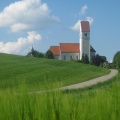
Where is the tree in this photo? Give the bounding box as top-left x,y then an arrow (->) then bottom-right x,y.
45,50 -> 54,59
81,54 -> 85,63
100,56 -> 107,63
113,51 -> 120,68
27,47 -> 44,58
81,54 -> 89,64
37,52 -> 44,58
84,54 -> 89,64
34,50 -> 44,58
91,54 -> 102,66
27,47 -> 35,56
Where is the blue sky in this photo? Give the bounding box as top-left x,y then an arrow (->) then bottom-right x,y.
0,0 -> 120,62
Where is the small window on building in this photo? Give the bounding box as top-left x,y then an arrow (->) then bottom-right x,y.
71,55 -> 72,60
76,56 -> 78,61
64,55 -> 66,60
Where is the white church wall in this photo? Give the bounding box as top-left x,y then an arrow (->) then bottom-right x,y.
82,39 -> 90,57
61,53 -> 80,61
80,32 -> 90,60
54,56 -> 61,60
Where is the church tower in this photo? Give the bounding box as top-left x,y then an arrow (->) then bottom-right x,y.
80,21 -> 90,61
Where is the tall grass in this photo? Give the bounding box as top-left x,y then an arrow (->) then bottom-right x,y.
0,53 -> 118,119
0,76 -> 120,120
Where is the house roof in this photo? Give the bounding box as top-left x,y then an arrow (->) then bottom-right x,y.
50,43 -> 96,56
60,43 -> 80,53
50,46 -> 60,56
80,21 -> 90,32
90,45 -> 96,52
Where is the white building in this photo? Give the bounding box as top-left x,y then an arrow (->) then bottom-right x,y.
50,21 -> 96,61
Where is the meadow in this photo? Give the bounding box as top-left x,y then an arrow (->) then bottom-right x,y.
0,53 -> 119,120
0,73 -> 120,120
0,53 -> 109,91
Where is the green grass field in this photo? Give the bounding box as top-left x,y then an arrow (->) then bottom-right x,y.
1,53 -> 119,120
0,53 -> 109,91
0,73 -> 120,120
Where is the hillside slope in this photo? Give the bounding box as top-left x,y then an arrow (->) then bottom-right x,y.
0,53 -> 109,91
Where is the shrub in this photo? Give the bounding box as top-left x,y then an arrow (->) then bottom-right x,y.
113,51 -> 120,69
81,54 -> 89,64
45,50 -> 54,59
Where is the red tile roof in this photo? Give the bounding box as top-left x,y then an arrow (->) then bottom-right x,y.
60,43 -> 80,53
80,21 -> 90,32
50,46 -> 60,56
50,43 -> 95,56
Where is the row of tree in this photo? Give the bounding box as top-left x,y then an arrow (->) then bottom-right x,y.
27,47 -> 107,67
79,54 -> 107,67
81,51 -> 120,69
27,47 -> 120,69
27,47 -> 54,59
113,51 -> 120,69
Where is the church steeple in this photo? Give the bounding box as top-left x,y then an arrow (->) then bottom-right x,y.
80,21 -> 90,61
30,46 -> 35,56
31,46 -> 34,52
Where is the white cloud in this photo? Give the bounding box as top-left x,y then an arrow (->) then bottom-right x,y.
70,4 -> 94,31
70,17 -> 94,31
0,0 -> 60,32
86,17 -> 94,25
0,31 -> 42,55
80,5 -> 88,16
11,23 -> 29,32
70,17 -> 93,31
70,20 -> 81,31
73,5 -> 88,18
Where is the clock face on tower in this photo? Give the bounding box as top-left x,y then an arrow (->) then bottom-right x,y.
84,33 -> 87,37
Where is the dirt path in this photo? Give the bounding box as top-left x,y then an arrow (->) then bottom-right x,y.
34,69 -> 118,94
59,69 -> 118,90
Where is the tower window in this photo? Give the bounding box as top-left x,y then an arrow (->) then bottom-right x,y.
76,56 -> 78,60
84,33 -> 87,37
64,56 -> 66,60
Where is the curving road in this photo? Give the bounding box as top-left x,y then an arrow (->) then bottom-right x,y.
60,69 -> 118,90
34,69 -> 118,94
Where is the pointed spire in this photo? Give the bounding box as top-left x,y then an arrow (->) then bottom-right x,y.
30,45 -> 35,56
31,45 -> 34,52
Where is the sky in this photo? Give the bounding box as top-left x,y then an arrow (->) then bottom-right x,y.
0,0 -> 120,62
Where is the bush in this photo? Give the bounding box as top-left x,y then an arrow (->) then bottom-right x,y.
45,50 -> 54,59
109,63 -> 116,69
81,54 -> 89,64
113,51 -> 120,69
27,47 -> 44,58
91,54 -> 101,66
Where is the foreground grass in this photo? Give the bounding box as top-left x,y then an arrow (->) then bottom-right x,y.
0,54 -> 119,119
0,73 -> 120,120
0,53 -> 109,91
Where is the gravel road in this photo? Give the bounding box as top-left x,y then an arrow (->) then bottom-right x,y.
60,69 -> 118,90
34,69 -> 118,94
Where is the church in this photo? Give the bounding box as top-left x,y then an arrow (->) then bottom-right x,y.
50,21 -> 96,61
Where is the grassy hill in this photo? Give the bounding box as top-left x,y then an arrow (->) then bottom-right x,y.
0,53 -> 109,91
0,53 -> 119,120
